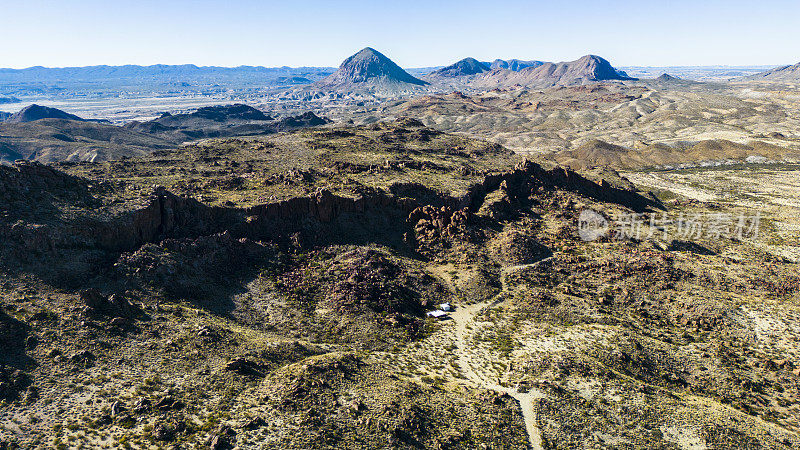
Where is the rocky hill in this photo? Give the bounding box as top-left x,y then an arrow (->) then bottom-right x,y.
6,104 -> 86,123
173,104 -> 273,122
124,105 -> 330,141
746,62 -> 800,83
552,138 -> 799,170
430,57 -> 490,77
655,73 -> 680,82
478,55 -> 635,87
0,119 -> 173,163
293,48 -> 430,99
319,47 -> 427,87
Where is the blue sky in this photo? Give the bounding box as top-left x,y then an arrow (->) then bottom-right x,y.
2,0 -> 798,69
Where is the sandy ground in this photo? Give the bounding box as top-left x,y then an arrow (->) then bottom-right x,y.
450,300 -> 545,449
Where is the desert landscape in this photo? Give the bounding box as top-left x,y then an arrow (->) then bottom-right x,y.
2,2 -> 800,448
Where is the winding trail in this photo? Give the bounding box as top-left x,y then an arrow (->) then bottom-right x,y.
421,257 -> 553,448
502,256 -> 554,276
450,300 -> 545,449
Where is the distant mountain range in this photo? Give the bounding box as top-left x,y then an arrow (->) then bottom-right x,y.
0,65 -> 336,97
0,64 -> 335,81
1,57 -> 795,101
288,49 -> 635,99
0,50 -> 638,100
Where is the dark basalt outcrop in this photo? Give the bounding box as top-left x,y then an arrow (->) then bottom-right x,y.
275,111 -> 331,129
0,308 -> 31,366
1,158 -> 660,259
6,104 -> 85,123
0,364 -> 31,402
124,109 -> 330,141
115,231 -> 272,303
150,104 -> 272,125
0,154 -> 660,295
430,58 -> 490,77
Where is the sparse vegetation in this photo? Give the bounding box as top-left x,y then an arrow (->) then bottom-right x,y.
1,90 -> 799,449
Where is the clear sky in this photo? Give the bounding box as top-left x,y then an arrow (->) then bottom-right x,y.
2,0 -> 798,69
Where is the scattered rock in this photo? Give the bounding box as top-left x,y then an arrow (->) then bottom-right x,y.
153,423 -> 176,441
109,317 -> 128,329
243,417 -> 267,430
154,395 -> 183,411
132,398 -> 151,414
0,365 -> 31,402
69,350 -> 96,368
79,289 -> 107,310
225,358 -> 265,377
409,205 -> 472,251
208,425 -> 236,450
79,289 -> 139,318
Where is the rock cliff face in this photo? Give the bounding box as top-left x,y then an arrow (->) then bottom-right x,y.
0,157 -> 660,276
108,159 -> 660,255
98,187 -> 242,251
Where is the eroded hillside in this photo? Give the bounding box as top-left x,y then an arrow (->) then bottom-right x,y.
329,83 -> 800,170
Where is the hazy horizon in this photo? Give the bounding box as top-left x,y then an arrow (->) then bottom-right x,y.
2,0 -> 798,70
0,61 -> 787,71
